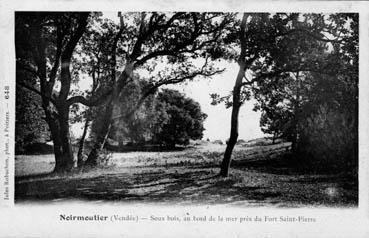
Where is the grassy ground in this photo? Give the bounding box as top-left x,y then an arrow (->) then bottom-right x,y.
15,141 -> 357,207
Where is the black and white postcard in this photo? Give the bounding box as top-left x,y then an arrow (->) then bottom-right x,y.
1,0 -> 369,237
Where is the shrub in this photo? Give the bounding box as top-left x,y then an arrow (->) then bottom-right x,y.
298,104 -> 357,171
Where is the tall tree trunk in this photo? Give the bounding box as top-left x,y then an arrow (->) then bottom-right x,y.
77,119 -> 90,167
219,13 -> 248,177
219,64 -> 245,177
55,106 -> 75,172
47,115 -> 75,173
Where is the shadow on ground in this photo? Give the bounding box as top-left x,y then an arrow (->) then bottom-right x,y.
15,142 -> 357,206
15,165 -> 357,206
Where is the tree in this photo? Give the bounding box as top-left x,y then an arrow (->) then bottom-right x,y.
253,71 -> 307,151
84,12 -> 234,165
214,13 -> 349,176
153,89 -> 207,148
16,12 -> 117,172
258,107 -> 293,144
250,14 -> 358,170
16,12 -> 94,172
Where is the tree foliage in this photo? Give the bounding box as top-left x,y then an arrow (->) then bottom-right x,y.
250,14 -> 358,170
154,89 -> 207,147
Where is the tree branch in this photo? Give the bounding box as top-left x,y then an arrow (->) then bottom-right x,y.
111,65 -> 224,122
17,62 -> 40,79
59,13 -> 89,101
66,88 -> 112,107
245,64 -> 340,88
276,28 -> 343,44
134,13 -> 224,67
130,13 -> 147,61
61,13 -> 90,61
47,23 -> 63,94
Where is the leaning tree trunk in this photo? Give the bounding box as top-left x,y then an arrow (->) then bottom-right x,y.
84,102 -> 113,166
219,13 -> 248,177
219,64 -> 245,177
86,85 -> 158,163
85,63 -> 134,166
77,119 -> 90,167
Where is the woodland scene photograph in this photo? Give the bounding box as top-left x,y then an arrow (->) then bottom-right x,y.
14,11 -> 358,207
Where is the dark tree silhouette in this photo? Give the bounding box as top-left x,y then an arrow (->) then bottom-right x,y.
16,12 -> 92,172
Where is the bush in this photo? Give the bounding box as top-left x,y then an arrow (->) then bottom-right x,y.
298,104 -> 357,171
